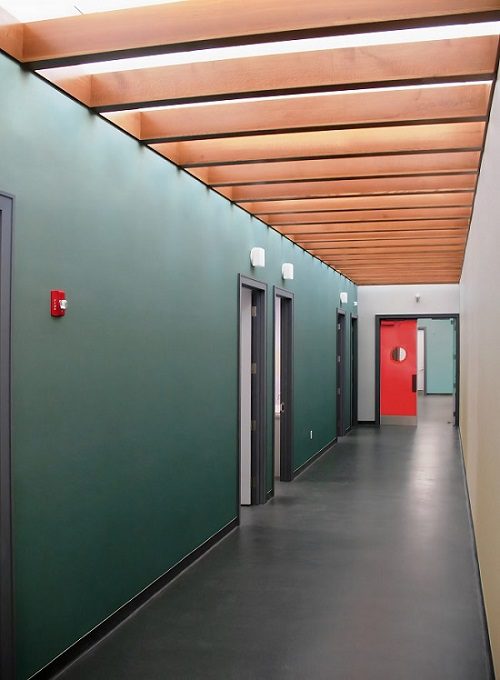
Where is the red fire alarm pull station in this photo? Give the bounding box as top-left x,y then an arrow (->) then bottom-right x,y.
51,290 -> 68,317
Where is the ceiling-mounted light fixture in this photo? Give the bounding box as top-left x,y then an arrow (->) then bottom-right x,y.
250,247 -> 265,268
282,263 -> 294,280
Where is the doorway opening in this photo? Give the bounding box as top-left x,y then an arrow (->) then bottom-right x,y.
351,315 -> 358,428
239,275 -> 267,507
375,314 -> 459,427
0,193 -> 14,680
273,287 -> 293,483
336,309 -> 346,437
417,326 -> 426,393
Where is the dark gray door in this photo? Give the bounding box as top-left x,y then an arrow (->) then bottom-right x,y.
351,317 -> 358,427
336,311 -> 346,437
274,289 -> 293,482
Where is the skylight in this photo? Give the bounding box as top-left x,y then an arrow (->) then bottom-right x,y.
0,0 -> 187,22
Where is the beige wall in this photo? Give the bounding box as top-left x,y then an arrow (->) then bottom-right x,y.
460,74 -> 500,673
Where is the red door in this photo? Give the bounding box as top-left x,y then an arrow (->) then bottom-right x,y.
380,319 -> 417,424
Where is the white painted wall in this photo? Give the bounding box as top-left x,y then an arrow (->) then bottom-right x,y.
357,284 -> 459,421
460,73 -> 500,675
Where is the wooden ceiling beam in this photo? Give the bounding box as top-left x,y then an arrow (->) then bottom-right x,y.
304,238 -> 467,251
190,151 -> 482,186
341,273 -> 461,278
352,269 -> 460,274
20,2 -> 500,68
277,219 -> 469,234
152,121 -> 485,167
103,84 -> 490,142
264,206 -> 472,223
312,246 -> 464,257
40,36 -> 497,112
221,174 -> 476,201
354,277 -> 460,283
330,257 -> 462,266
241,191 -> 474,214
324,254 -> 464,262
0,8 -> 23,60
327,250 -> 463,256
335,272 -> 462,277
341,266 -> 463,272
293,229 -> 468,243
349,268 -> 461,273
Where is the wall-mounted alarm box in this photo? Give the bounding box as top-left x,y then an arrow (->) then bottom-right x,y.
51,290 -> 68,317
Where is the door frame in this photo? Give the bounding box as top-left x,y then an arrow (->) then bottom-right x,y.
350,315 -> 358,428
336,308 -> 346,437
375,314 -> 460,427
417,326 -> 428,394
273,287 -> 294,484
238,275 -> 267,512
0,193 -> 14,680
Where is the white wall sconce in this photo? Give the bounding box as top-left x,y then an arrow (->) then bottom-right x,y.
282,263 -> 294,280
353,301 -> 358,307
340,291 -> 348,304
250,247 -> 265,268
415,292 -> 421,303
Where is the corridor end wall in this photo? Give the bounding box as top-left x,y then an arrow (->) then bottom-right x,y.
357,284 -> 459,422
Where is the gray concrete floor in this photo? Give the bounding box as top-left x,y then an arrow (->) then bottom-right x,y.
418,393 -> 455,424
57,401 -> 492,680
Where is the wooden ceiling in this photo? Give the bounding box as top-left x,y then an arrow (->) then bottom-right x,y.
1,1 -> 499,285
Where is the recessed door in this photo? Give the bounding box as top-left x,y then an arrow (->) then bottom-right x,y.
351,317 -> 358,427
0,194 -> 14,680
274,289 -> 293,482
239,276 -> 267,506
380,319 -> 417,425
240,287 -> 252,505
336,312 -> 346,436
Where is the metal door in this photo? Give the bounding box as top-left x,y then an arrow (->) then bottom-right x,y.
380,319 -> 417,425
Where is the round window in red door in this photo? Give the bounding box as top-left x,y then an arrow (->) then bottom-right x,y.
391,346 -> 407,362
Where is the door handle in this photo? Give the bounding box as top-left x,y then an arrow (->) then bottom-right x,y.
412,374 -> 417,393
280,402 -> 285,413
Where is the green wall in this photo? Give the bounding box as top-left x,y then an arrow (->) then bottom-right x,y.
0,53 -> 356,679
418,318 -> 455,394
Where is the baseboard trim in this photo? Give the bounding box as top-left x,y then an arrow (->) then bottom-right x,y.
293,438 -> 337,479
357,420 -> 377,426
29,517 -> 239,680
266,489 -> 274,501
456,430 -> 496,679
425,392 -> 454,396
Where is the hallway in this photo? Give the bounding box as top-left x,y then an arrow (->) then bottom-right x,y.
56,417 -> 492,680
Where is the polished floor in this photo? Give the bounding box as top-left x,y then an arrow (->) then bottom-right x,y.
58,397 -> 492,679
